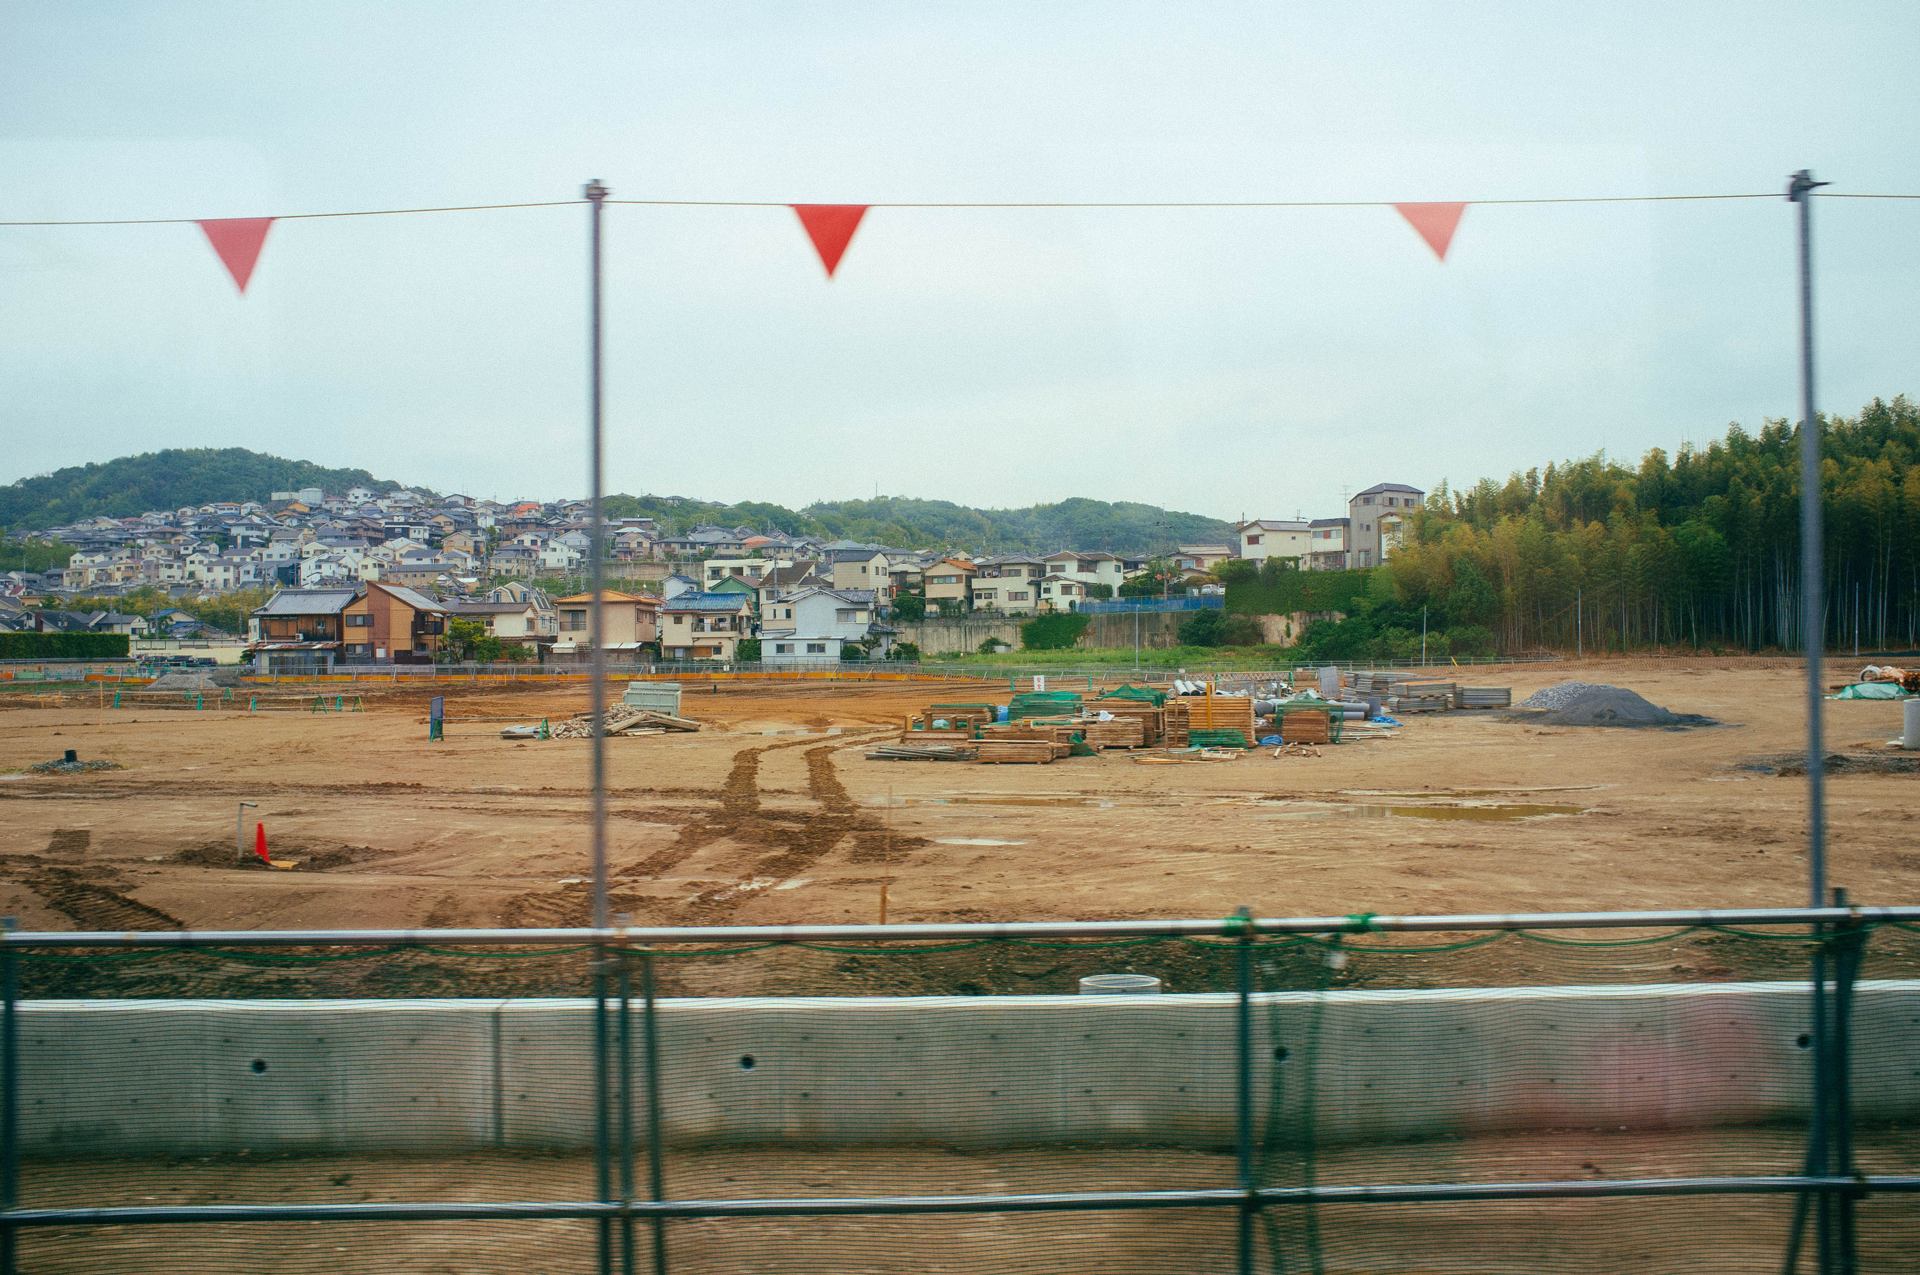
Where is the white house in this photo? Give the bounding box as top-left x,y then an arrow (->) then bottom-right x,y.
1235,520 -> 1311,565
1040,551 -> 1128,593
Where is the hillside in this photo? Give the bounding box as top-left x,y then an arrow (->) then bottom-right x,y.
602,493 -> 1232,554
0,449 -> 407,529
1,448 -> 1232,554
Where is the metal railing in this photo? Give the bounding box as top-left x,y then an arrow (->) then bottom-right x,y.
4,904 -> 1915,1274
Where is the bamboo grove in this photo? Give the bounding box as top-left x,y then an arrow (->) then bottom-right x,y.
1386,396 -> 1920,655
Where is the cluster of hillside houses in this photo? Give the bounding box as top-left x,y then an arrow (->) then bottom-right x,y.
4,482 -> 1420,666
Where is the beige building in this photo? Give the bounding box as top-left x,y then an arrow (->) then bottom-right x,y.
660,593 -> 755,661
827,550 -> 889,594
923,558 -> 975,611
552,590 -> 662,661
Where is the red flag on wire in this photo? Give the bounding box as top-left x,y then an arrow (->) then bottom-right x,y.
198,218 -> 275,294
791,205 -> 868,279
1393,203 -> 1467,262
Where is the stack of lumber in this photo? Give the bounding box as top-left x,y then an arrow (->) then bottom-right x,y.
1088,700 -> 1164,745
1164,700 -> 1190,746
902,725 -> 976,744
974,738 -> 1058,764
1277,708 -> 1333,745
1456,687 -> 1513,709
924,702 -> 999,728
869,742 -> 978,762
979,721 -> 1076,758
1178,695 -> 1257,747
1077,716 -> 1148,750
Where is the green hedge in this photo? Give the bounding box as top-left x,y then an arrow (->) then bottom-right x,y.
0,632 -> 131,660
1020,613 -> 1090,650
1225,567 -> 1378,617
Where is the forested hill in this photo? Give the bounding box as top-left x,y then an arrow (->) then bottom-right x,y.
601,493 -> 1232,555
0,448 -> 1232,554
0,450 -> 406,529
1386,395 -> 1920,653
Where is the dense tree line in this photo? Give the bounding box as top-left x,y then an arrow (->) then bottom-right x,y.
1386,396 -> 1920,654
0,450 -> 401,530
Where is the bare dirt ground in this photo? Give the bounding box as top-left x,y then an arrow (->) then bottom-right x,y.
19,1128 -> 1920,1272
1,659 -> 1912,937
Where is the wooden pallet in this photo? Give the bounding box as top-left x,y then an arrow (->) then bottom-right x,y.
1278,708 -> 1332,745
1078,718 -> 1148,750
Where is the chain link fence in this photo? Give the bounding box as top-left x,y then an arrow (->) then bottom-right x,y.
5,909 -> 1918,1272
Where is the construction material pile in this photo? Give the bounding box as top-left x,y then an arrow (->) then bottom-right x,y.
1517,681 -> 1700,728
144,667 -> 242,693
866,742 -> 977,761
29,756 -> 122,774
511,703 -> 701,739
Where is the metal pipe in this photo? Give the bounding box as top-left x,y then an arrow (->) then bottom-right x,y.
1,920 -> 16,1275
7,1176 -> 1917,1227
1233,908 -> 1254,1275
1787,168 -> 1828,911
640,950 -> 669,1275
8,907 -> 1916,949
585,176 -> 613,1275
617,949 -> 635,1275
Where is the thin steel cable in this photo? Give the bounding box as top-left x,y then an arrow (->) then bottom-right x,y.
8,189 -> 1916,227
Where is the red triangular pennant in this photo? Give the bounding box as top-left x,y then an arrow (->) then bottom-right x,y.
791,205 -> 868,279
198,217 -> 275,294
1393,203 -> 1467,262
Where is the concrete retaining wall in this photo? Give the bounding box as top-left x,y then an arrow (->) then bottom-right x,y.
22,982 -> 1917,1158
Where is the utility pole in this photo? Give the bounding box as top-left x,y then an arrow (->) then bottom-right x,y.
584,178 -> 610,930
1788,167 -> 1828,910
1576,589 -> 1583,659
1420,605 -> 1428,665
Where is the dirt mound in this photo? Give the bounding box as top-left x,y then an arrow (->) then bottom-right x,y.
1738,752 -> 1920,777
1516,682 -> 1711,728
28,756 -> 122,774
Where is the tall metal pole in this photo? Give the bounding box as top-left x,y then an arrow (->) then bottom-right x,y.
586,177 -> 611,930
1788,168 -> 1828,910
1788,165 -> 1835,1275
584,177 -> 614,1275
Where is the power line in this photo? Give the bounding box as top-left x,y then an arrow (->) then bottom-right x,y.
4,189 -> 1914,228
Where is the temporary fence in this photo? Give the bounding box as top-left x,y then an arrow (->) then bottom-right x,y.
5,905 -> 1918,1273
1076,595 -> 1225,614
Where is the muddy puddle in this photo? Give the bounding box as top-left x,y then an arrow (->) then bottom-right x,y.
871,794 -> 1122,809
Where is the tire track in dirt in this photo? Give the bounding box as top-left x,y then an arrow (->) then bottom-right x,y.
24,831 -> 184,930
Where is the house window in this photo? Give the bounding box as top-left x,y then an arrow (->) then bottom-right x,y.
1009,591 -> 1029,602
775,643 -> 792,654
806,642 -> 827,654
346,614 -> 371,627
1246,535 -> 1260,545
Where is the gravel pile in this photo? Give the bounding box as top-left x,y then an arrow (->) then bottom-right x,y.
146,669 -> 223,693
1517,681 -> 1704,728
29,757 -> 122,774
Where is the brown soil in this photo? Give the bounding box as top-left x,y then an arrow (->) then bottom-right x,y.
0,660 -> 1914,945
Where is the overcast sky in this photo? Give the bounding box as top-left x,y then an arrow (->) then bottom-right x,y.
2,2 -> 1915,521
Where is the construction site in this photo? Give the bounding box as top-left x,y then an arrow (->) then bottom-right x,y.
2,658 -> 1914,938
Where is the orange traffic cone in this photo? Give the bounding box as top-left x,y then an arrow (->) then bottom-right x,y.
254,821 -> 271,864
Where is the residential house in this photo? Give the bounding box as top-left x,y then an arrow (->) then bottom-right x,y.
755,564 -> 825,613
969,554 -> 1046,614
1346,483 -> 1423,569
1172,544 -> 1235,573
1235,520 -> 1311,565
703,556 -> 795,589
659,592 -> 754,661
658,573 -> 700,601
826,549 -> 890,595
1040,551 -> 1128,594
248,587 -> 360,671
1036,575 -> 1088,612
1306,518 -> 1349,572
922,558 -> 975,613
550,590 -> 661,662
340,583 -> 446,664
760,587 -> 890,660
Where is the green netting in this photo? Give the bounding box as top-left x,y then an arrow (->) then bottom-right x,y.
10,923 -> 1917,1273
1099,683 -> 1167,706
1188,728 -> 1253,748
1008,690 -> 1082,718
